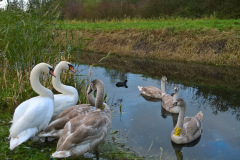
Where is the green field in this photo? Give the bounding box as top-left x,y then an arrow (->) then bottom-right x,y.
59,19 -> 240,31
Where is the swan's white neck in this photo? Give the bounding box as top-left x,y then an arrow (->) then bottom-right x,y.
172,114 -> 178,128
30,65 -> 53,99
52,63 -> 78,96
175,106 -> 186,129
161,80 -> 166,93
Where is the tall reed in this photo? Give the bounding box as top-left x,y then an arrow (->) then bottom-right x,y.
0,4 -> 87,111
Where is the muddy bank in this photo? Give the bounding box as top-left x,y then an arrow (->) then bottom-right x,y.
73,52 -> 240,91
58,29 -> 240,65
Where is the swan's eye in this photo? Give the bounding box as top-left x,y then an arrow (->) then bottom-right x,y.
49,68 -> 56,78
68,64 -> 75,72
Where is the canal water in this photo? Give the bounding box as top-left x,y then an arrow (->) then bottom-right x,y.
74,62 -> 240,160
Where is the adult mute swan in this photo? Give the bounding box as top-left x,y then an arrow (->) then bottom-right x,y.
52,61 -> 78,119
9,63 -> 56,150
52,79 -> 112,159
38,84 -> 97,138
138,76 -> 167,99
170,98 -> 203,144
162,85 -> 179,113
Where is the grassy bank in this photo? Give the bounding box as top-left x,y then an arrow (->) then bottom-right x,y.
60,18 -> 240,31
56,19 -> 240,66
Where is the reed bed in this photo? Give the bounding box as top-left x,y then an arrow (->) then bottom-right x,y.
0,6 -> 89,111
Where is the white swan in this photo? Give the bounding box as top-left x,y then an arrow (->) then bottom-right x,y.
38,84 -> 97,138
170,98 -> 203,144
52,61 -> 79,119
162,85 -> 179,113
52,79 -> 112,159
138,76 -> 167,99
9,63 -> 56,150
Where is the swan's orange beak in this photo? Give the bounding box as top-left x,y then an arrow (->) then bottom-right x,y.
69,66 -> 76,72
49,70 -> 56,78
171,92 -> 176,96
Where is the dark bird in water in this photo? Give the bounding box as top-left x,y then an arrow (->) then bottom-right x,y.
116,80 -> 128,88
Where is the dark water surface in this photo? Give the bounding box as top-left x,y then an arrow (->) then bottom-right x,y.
74,62 -> 240,160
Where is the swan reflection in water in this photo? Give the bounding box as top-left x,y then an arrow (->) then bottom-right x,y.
171,136 -> 201,160
161,106 -> 178,128
161,106 -> 201,160
139,93 -> 162,102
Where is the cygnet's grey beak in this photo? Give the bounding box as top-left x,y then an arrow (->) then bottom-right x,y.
88,88 -> 93,95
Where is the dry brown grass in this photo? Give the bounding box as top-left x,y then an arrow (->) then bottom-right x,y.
57,28 -> 240,65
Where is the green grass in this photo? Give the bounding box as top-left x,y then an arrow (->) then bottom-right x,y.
58,18 -> 240,32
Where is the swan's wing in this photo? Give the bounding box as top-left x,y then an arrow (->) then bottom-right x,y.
44,104 -> 96,132
57,111 -> 110,151
162,95 -> 173,109
183,117 -> 201,137
55,104 -> 95,120
11,97 -> 38,123
183,117 -> 192,123
54,104 -> 79,120
142,86 -> 162,97
53,94 -> 78,117
54,94 -> 78,108
10,97 -> 53,137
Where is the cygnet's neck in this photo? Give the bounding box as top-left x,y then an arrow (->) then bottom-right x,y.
95,82 -> 105,109
30,65 -> 53,99
173,91 -> 178,102
161,80 -> 166,93
175,106 -> 186,129
87,90 -> 96,106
